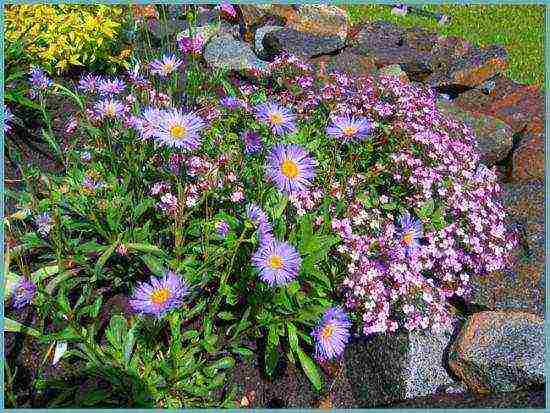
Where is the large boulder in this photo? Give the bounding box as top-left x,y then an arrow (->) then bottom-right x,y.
437,100 -> 514,165
291,5 -> 350,43
345,327 -> 459,407
428,45 -> 508,88
467,179 -> 545,316
262,28 -> 345,59
204,34 -> 269,72
448,310 -> 544,394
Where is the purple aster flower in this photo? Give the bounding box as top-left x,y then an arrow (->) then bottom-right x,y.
398,211 -> 423,255
78,73 -> 102,93
93,99 -> 126,120
11,277 -> 37,309
326,115 -> 374,143
246,203 -> 270,227
82,176 -> 104,192
216,2 -> 237,19
29,66 -> 53,90
241,130 -> 262,155
129,271 -> 189,318
265,144 -> 316,195
29,66 -> 53,99
153,109 -> 205,151
246,203 -> 275,245
251,240 -> 301,287
138,107 -> 164,140
178,34 -> 205,55
97,77 -> 126,96
255,102 -> 297,136
4,105 -> 14,134
312,307 -> 352,361
34,212 -> 53,236
220,96 -> 245,110
215,220 -> 230,238
126,64 -> 150,88
149,54 -> 184,77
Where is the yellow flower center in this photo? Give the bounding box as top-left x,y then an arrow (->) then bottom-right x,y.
162,62 -> 174,74
281,159 -> 299,180
402,231 -> 414,246
321,324 -> 334,340
150,288 -> 171,306
170,124 -> 186,139
268,254 -> 284,270
105,103 -> 116,117
342,125 -> 358,136
269,112 -> 284,125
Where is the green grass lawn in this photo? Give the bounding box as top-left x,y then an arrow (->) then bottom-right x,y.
345,5 -> 545,88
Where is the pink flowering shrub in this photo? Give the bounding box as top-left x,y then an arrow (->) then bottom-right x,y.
262,55 -> 517,336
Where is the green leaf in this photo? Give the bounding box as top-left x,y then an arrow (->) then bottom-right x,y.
5,317 -> 40,337
287,322 -> 299,355
207,356 -> 235,372
45,271 -> 73,295
106,315 -> 128,351
265,342 -> 279,377
126,243 -> 164,256
181,330 -> 200,340
41,129 -> 62,160
265,325 -> 280,376
140,254 -> 165,276
94,242 -> 117,278
217,311 -> 235,320
418,199 -> 435,219
31,265 -> 60,283
232,346 -> 254,358
297,348 -> 323,391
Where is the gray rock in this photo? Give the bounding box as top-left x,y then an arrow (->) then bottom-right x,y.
255,25 -> 284,56
467,180 -> 545,316
448,310 -> 544,393
262,28 -> 345,59
428,44 -> 508,88
204,34 -> 269,72
436,100 -> 514,165
392,388 -> 545,408
352,20 -> 405,49
345,327 -> 457,407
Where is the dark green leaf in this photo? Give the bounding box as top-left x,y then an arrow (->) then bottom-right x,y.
297,348 -> 323,391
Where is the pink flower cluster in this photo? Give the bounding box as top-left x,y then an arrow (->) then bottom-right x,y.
262,55 -> 517,336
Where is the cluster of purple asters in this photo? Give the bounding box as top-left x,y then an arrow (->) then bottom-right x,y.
129,271 -> 189,318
